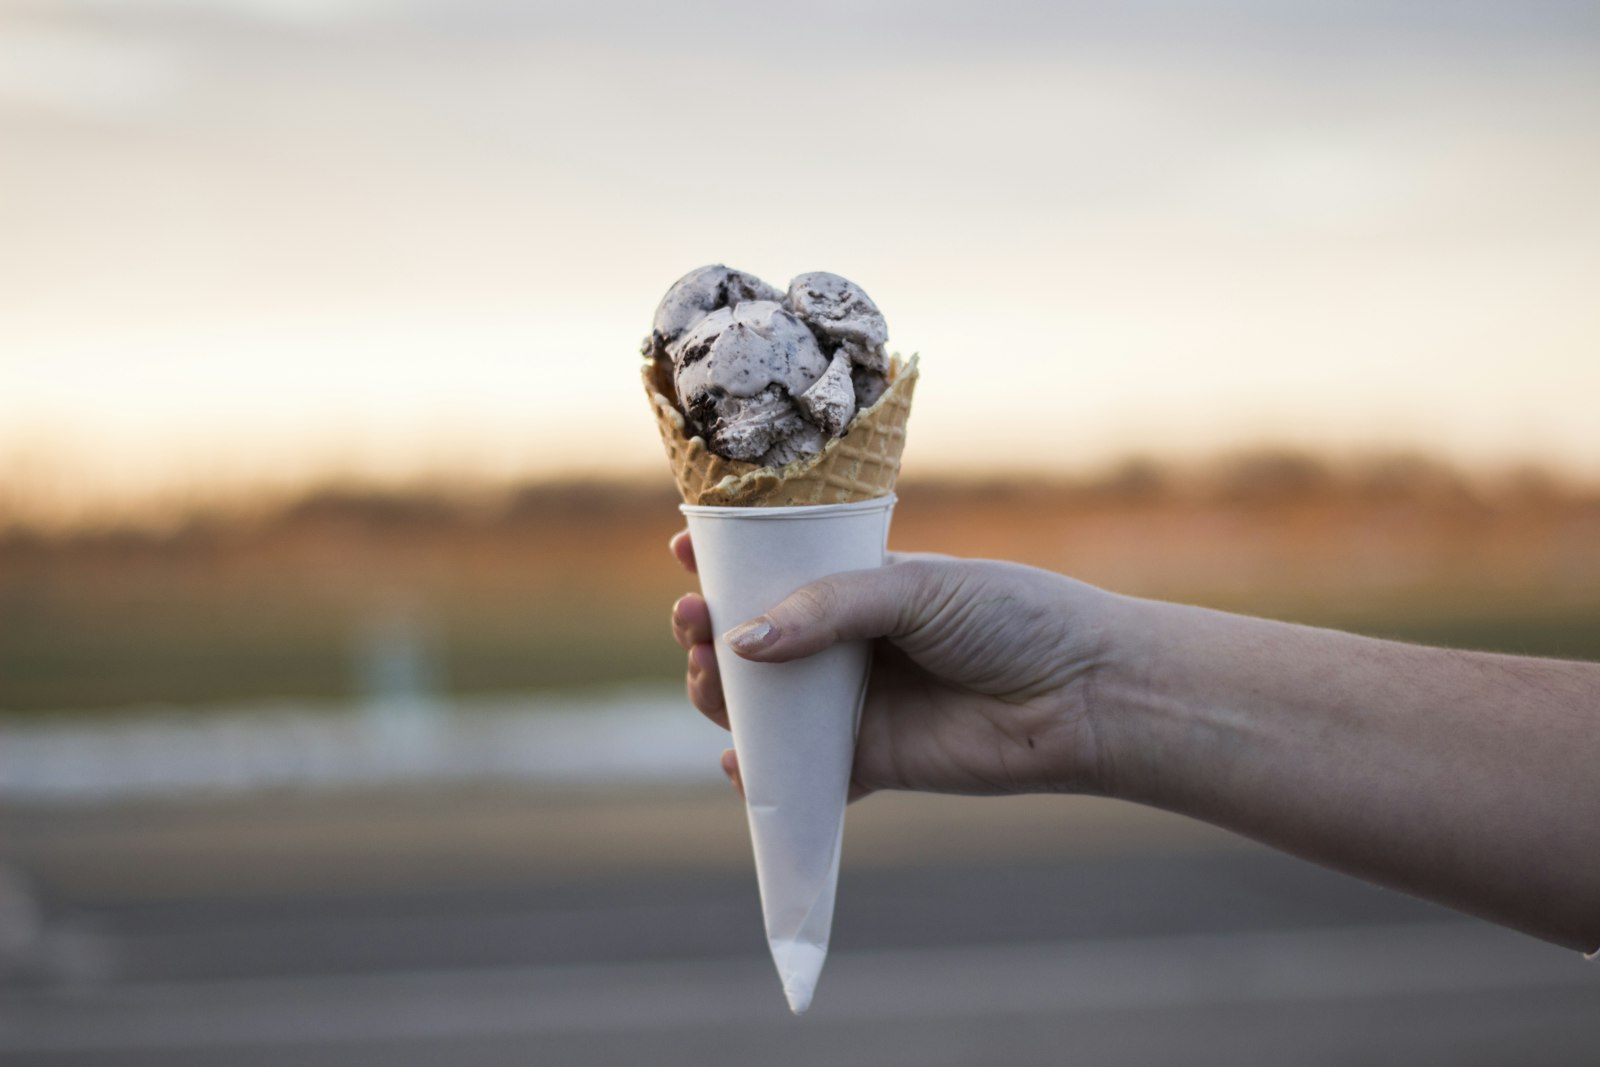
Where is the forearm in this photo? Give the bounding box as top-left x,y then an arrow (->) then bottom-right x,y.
1093,595 -> 1600,952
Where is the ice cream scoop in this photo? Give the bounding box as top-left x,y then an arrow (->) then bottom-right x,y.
646,265 -> 783,365
644,265 -> 890,467
675,301 -> 833,465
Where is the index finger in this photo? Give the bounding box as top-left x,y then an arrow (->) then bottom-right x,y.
670,530 -> 697,574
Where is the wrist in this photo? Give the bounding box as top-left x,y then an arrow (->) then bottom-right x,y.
1078,592 -> 1186,805
1017,581 -> 1160,801
1084,594 -> 1304,810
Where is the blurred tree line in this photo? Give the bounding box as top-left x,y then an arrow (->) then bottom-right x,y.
3,450 -> 1597,712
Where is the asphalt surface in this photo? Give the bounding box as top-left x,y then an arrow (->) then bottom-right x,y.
1,787 -> 1595,1065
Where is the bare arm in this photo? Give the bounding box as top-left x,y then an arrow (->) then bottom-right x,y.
1097,596 -> 1600,952
669,535 -> 1600,953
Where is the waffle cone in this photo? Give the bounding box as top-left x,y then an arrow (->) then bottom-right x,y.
644,354 -> 918,507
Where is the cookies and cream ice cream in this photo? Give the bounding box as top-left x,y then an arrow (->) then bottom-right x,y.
644,265 -> 891,469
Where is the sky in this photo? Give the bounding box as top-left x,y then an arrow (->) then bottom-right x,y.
2,0 -> 1598,522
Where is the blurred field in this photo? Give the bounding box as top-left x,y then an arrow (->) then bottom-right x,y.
3,451 -> 1599,712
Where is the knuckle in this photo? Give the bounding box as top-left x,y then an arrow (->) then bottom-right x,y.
892,558 -> 943,595
889,558 -> 948,612
785,580 -> 841,627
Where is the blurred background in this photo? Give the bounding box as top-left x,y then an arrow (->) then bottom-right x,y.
2,0 -> 1598,1063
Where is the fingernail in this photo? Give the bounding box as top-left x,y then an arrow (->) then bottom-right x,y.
725,618 -> 775,652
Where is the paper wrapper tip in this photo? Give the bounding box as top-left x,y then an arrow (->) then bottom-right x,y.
777,940 -> 826,1015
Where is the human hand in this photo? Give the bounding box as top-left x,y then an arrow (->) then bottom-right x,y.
668,532 -> 1117,801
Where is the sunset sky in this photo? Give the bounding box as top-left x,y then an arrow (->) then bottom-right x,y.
3,0 -> 1598,521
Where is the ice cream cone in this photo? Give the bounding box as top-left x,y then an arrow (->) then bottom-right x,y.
680,495 -> 896,1014
647,330 -> 916,1012
644,354 -> 918,507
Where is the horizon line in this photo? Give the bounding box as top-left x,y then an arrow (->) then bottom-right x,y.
5,443 -> 1597,535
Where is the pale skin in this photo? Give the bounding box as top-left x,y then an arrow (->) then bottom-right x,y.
668,532 -> 1600,954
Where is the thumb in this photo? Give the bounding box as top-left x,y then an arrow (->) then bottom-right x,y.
722,559 -> 941,662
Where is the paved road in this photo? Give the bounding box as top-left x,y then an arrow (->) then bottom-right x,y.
2,789 -> 1595,1065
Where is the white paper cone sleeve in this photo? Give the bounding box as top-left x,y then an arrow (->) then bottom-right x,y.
680,495 -> 895,1014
